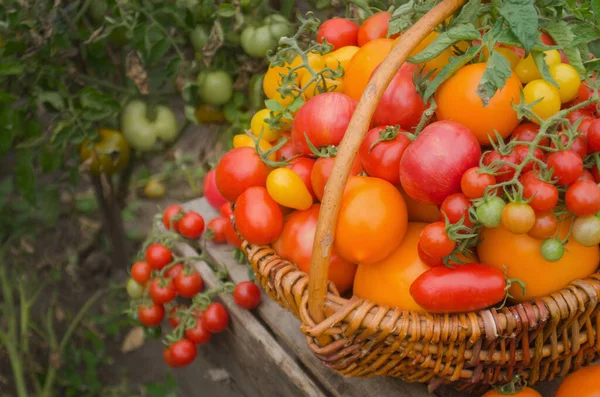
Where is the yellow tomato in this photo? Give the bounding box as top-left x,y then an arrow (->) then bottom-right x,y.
406,32 -> 469,76
263,56 -> 303,106
515,50 -> 561,84
296,52 -> 325,82
232,134 -> 275,161
549,63 -> 581,103
323,46 -> 359,71
300,70 -> 343,99
523,79 -> 561,122
266,168 -> 313,210
250,109 -> 284,142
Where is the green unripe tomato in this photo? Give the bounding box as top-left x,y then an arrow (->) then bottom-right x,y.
126,278 -> 144,298
190,26 -> 209,52
540,238 -> 565,262
197,70 -> 234,106
121,100 -> 179,152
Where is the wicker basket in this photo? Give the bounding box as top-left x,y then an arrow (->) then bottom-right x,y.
239,0 -> 600,391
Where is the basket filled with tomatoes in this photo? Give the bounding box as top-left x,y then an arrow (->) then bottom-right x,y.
210,0 -> 600,392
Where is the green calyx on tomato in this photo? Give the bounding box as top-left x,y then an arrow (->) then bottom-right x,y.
240,14 -> 292,58
121,100 -> 179,152
197,70 -> 234,107
80,129 -> 130,175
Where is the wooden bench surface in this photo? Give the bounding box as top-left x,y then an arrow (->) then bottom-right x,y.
178,198 -> 561,397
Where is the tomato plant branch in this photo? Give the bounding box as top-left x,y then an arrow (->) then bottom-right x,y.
73,0 -> 95,25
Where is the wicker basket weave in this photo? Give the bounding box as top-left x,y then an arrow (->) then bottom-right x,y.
239,0 -> 600,391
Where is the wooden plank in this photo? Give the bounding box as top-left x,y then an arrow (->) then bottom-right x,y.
175,232 -> 326,397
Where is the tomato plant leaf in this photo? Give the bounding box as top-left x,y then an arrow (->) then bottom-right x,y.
0,61 -> 24,75
37,91 -> 65,111
15,150 -> 36,205
0,108 -> 22,156
184,105 -> 199,125
592,0 -> 600,24
265,99 -> 284,112
423,45 -> 481,101
532,51 -> 559,88
450,0 -> 485,26
218,3 -> 236,18
498,0 -> 539,55
476,50 -> 512,106
147,38 -> 171,66
388,0 -> 416,36
0,91 -> 15,105
543,20 -> 587,77
0,178 -> 14,211
408,24 -> 480,64
40,145 -> 62,173
145,374 -> 177,397
584,58 -> 600,72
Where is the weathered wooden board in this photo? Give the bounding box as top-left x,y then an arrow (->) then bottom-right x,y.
181,197 -> 562,397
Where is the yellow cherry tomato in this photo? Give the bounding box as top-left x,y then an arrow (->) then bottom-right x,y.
515,50 -> 561,84
323,46 -> 360,71
300,69 -> 343,99
266,168 -> 313,210
523,79 -> 561,122
263,56 -> 303,106
232,134 -> 275,161
250,109 -> 284,142
549,63 -> 581,103
296,52 -> 326,82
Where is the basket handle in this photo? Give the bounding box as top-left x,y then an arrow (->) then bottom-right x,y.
307,0 -> 467,323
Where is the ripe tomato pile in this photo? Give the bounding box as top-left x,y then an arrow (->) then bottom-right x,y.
206,8 -> 600,317
127,204 -> 261,368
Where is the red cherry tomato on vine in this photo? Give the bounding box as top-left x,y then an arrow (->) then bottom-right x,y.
174,269 -> 203,298
419,222 -> 455,258
565,109 -> 594,127
165,263 -> 184,279
163,205 -> 184,231
439,193 -> 473,228
146,244 -> 173,270
178,212 -> 205,239
138,302 -> 165,327
207,217 -> 228,243
527,212 -> 558,240
131,261 -> 152,284
501,202 -> 536,234
150,278 -> 177,304
275,133 -> 301,161
233,281 -> 262,309
234,187 -> 283,245
166,339 -> 197,367
546,151 -> 584,186
204,169 -> 227,210
510,122 -> 548,146
483,150 -> 519,183
220,202 -> 233,218
215,147 -> 269,203
460,167 -> 496,199
566,180 -> 600,216
168,305 -> 182,328
551,134 -> 588,159
522,172 -> 559,213
513,145 -> 544,174
317,18 -> 359,50
417,241 -> 443,267
359,126 -> 411,185
573,82 -> 597,113
224,221 -> 243,248
185,313 -> 212,345
357,12 -> 398,47
202,302 -> 229,333
579,169 -> 595,182
586,119 -> 600,153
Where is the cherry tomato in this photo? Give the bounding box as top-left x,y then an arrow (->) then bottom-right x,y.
215,147 -> 269,202
126,278 -> 144,298
551,133 -> 588,159
311,156 -> 362,202
461,167 -> 496,199
167,339 -> 197,367
528,212 -> 558,240
574,81 -> 598,114
202,302 -> 229,333
232,134 -> 275,161
317,18 -> 359,50
168,305 -> 183,328
233,281 -> 261,309
501,202 -> 536,234
263,58 -> 302,107
234,186 -> 283,245
163,347 -> 176,368
138,302 -> 165,327
546,150 -> 583,186
174,269 -> 203,298
555,365 -> 600,397
286,157 -> 316,200
410,264 -> 507,313
549,63 -> 581,103
417,241 -> 443,268
165,263 -> 184,280
566,180 -> 600,216
513,145 -> 545,174
250,108 -> 285,142
204,169 -> 227,210
323,46 -> 360,71
586,119 -> 600,153
224,221 -> 243,248
419,222 -> 455,257
220,202 -> 233,218
146,244 -> 173,270
207,217 -> 228,243
523,79 -> 561,122
131,261 -> 152,285
357,12 -> 398,46
483,386 -> 541,397
359,126 -> 411,185
150,278 -> 177,304
163,205 -> 184,231
579,169 -> 595,182
276,133 -> 302,161
572,215 -> 600,246
522,172 -> 559,213
476,196 -> 506,228
266,168 -> 313,210
482,150 -> 519,183
515,50 -> 561,84
510,122 -> 549,146
440,193 -> 474,228
178,212 -> 205,239
565,109 -> 594,127
185,312 -> 212,345
540,238 -> 565,262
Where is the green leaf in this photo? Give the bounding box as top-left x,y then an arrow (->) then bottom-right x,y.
451,0 -> 483,26
38,91 -> 65,111
146,38 -> 171,65
0,108 -> 21,155
265,99 -> 284,112
40,145 -> 62,173
0,61 -> 24,75
592,0 -> 600,24
145,374 -> 177,397
388,0 -> 415,36
15,150 -> 36,205
408,24 -> 480,64
0,91 -> 15,105
423,46 -> 481,101
476,50 -> 513,106
498,0 -> 538,55
584,58 -> 600,72
78,87 -> 120,121
287,96 -> 305,112
218,3 -> 236,18
544,21 -> 586,77
75,196 -> 98,214
184,105 -> 199,125
0,178 -> 14,210
532,51 -> 558,88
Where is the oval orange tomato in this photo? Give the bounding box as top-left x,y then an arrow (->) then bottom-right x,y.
555,365 -> 600,397
343,38 -> 394,100
399,188 -> 441,223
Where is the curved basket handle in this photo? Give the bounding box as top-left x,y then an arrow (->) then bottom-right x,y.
307,0 -> 467,323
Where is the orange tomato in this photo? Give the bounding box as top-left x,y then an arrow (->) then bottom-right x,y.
408,31 -> 469,76
555,365 -> 600,397
482,387 -> 541,397
343,38 -> 394,100
435,63 -> 522,145
273,204 -> 357,293
335,176 -> 408,265
399,188 -> 441,222
478,222 -> 599,301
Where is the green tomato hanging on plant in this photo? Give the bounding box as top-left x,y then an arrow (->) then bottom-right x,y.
241,14 -> 293,58
121,100 -> 179,152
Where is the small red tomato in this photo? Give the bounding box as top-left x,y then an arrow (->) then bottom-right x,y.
131,261 -> 152,285
565,109 -> 595,127
215,147 -> 269,202
207,217 -> 228,243
317,18 -> 359,50
224,221 -> 243,248
566,180 -> 600,216
233,281 -> 262,310
286,157 -> 317,200
202,302 -> 230,333
220,202 -> 233,218
174,269 -> 203,298
163,347 -> 177,367
574,82 -> 597,113
527,212 -> 558,240
275,133 -> 301,161
417,241 -> 443,267
185,313 -> 212,345
579,169 -> 595,182
169,305 -> 183,328
592,166 -> 600,183
204,169 -> 227,210
234,187 -> 283,245
546,151 -> 584,186
311,156 -> 362,201
357,12 -> 398,47
551,134 -> 588,159
511,122 -> 548,146
513,145 -> 544,174
440,193 -> 474,228
419,222 -> 456,258
165,263 -> 184,279
138,302 -> 165,327
168,339 -> 197,367
359,126 -> 411,185
460,167 -> 496,199
483,150 -> 519,183
178,212 -> 205,239
501,202 -> 536,234
586,119 -> 600,153
150,278 -> 177,304
146,244 -> 173,270
522,172 -> 559,213
163,205 -> 184,231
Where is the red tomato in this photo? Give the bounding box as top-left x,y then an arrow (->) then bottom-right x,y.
372,63 -> 427,130
167,339 -> 197,367
204,169 -> 227,210
220,202 -> 233,218
528,212 -> 558,240
592,166 -> 600,183
579,169 -> 594,182
574,82 -> 597,113
547,151 -> 583,186
273,204 -> 357,293
165,263 -> 184,279
566,180 -> 600,216
146,243 -> 173,270
234,186 -> 283,245
224,221 -> 243,248
419,222 -> 455,257
311,156 -> 362,201
551,134 -> 588,159
400,121 -> 481,205
291,92 -> 357,155
513,145 -> 545,174
461,167 -> 496,199
168,305 -> 183,328
440,193 -> 473,228
174,269 -> 203,298
565,109 -> 594,131
201,302 -> 229,333
409,264 -> 506,313
215,147 -> 269,202
163,205 -> 184,231
138,302 -> 165,326
483,150 -> 519,183
511,122 -> 548,146
185,313 -> 212,345
178,212 -> 205,239
207,217 -> 228,243
317,18 -> 359,50
357,12 -> 398,46
522,172 -> 559,213
150,277 -> 177,304
586,119 -> 600,153
233,281 -> 262,309
286,157 -> 316,200
275,133 -> 301,161
417,241 -> 443,267
359,126 -> 411,185
131,261 -> 152,284
163,347 -> 176,367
